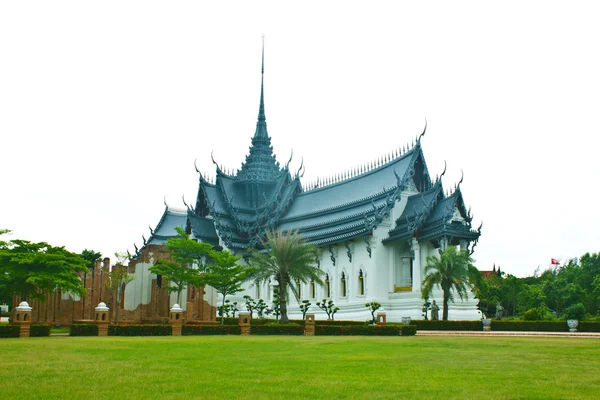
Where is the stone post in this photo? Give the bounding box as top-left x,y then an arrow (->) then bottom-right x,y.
95,302 -> 110,336
170,304 -> 183,336
239,312 -> 250,336
304,314 -> 315,336
376,312 -> 387,326
15,301 -> 32,338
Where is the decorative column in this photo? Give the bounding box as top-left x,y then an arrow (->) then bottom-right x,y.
95,302 -> 110,336
239,312 -> 250,336
15,301 -> 32,338
411,238 -> 422,292
169,304 -> 183,336
376,312 -> 387,326
304,314 -> 315,336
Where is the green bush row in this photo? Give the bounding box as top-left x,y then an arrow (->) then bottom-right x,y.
0,325 -> 19,338
108,324 -> 172,336
1,311 -> 10,317
30,324 -> 51,337
315,320 -> 369,326
70,324 -> 99,336
315,325 -> 416,336
182,325 -> 241,335
413,320 -> 482,331
251,323 -> 304,335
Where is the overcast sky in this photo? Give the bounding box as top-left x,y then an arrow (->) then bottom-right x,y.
1,1 -> 599,277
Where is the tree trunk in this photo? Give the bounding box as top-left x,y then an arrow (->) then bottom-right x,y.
177,289 -> 181,305
443,290 -> 450,321
221,296 -> 226,326
279,281 -> 289,324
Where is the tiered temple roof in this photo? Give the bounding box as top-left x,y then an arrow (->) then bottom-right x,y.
132,43 -> 481,258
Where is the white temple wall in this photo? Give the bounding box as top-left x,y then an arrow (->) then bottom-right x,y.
123,259 -> 154,311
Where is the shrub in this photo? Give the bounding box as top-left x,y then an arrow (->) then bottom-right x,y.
576,322 -> 600,332
0,311 -> 10,318
523,308 -> 543,321
401,325 -> 418,336
413,320 -> 482,331
182,325 -> 241,335
109,324 -> 172,336
252,323 -> 304,335
0,325 -> 20,338
491,321 -> 568,332
315,320 -> 369,326
30,324 -> 51,337
564,303 -> 586,320
70,324 -> 99,336
315,325 -> 404,336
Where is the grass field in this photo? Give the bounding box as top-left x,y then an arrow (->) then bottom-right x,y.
1,336 -> 599,399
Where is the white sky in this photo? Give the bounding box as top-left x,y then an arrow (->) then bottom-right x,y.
1,1 -> 599,277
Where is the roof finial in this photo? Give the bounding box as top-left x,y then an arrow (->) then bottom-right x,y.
258,35 -> 265,122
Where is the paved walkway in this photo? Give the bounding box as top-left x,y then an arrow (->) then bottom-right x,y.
417,330 -> 600,338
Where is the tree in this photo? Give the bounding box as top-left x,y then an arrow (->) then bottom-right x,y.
202,249 -> 248,325
365,301 -> 381,324
243,295 -> 257,318
316,299 -> 339,320
105,257 -> 134,323
255,299 -> 268,318
421,246 -> 474,320
0,239 -> 88,302
80,249 -> 102,318
149,227 -> 212,304
246,229 -> 323,323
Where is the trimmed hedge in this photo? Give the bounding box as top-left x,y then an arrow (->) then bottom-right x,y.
183,325 -> 241,335
316,325 -> 410,336
30,324 -> 51,337
491,320 -> 569,332
109,324 -> 172,336
413,320 -> 482,331
1,311 -> 10,318
70,324 -> 99,336
577,322 -> 600,332
252,323 -> 304,335
316,320 -> 369,326
0,325 -> 20,338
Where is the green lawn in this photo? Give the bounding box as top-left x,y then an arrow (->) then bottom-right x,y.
1,336 -> 599,399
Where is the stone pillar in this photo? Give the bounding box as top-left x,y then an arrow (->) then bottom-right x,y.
169,304 -> 183,336
411,238 -> 421,293
376,312 -> 387,326
304,314 -> 315,336
15,301 -> 32,338
186,301 -> 194,323
239,312 -> 250,336
95,302 -> 110,336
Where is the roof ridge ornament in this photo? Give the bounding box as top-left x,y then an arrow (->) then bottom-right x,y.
417,118 -> 427,143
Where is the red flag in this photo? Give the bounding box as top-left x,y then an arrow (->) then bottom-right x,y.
551,258 -> 560,265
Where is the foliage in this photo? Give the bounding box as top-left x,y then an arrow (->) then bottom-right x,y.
108,324 -> 172,336
70,324 -> 99,336
218,300 -> 239,318
0,238 -> 88,302
365,301 -> 381,323
182,324 -> 241,335
564,302 -> 586,320
80,249 -> 102,269
149,227 -> 212,304
255,299 -> 268,318
299,300 -> 311,320
491,320 -> 569,332
421,246 -> 474,320
0,324 -> 19,338
246,229 -> 323,323
315,320 -> 368,326
105,262 -> 135,323
412,320 -> 482,331
251,323 -> 304,335
316,299 -> 339,320
203,249 -> 248,325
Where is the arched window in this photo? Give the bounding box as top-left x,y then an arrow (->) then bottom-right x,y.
358,270 -> 364,296
325,274 -> 331,298
310,280 -> 316,299
341,272 -> 347,297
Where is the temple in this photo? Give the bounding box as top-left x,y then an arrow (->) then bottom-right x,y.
124,41 -> 483,322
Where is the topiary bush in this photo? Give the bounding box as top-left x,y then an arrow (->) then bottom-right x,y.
412,320 -> 482,331
70,324 -> 99,336
564,303 -> 586,321
182,325 -> 241,335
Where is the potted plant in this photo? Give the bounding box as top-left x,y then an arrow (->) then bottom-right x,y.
564,303 -> 585,332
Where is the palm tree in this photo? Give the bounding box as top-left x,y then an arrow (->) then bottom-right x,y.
246,230 -> 324,323
422,245 -> 474,320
